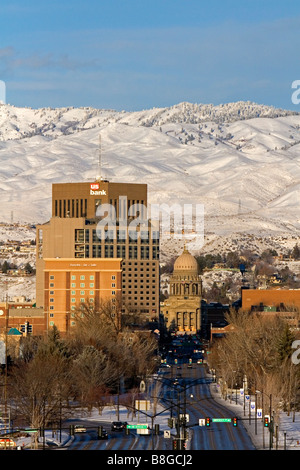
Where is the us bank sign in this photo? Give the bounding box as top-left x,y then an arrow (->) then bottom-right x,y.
90,182 -> 106,196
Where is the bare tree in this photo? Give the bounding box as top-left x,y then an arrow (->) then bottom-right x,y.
9,333 -> 72,448
209,308 -> 299,412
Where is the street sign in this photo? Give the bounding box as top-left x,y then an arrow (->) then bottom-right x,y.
199,419 -> 205,426
164,430 -> 171,438
135,400 -> 150,411
257,409 -> 262,419
127,424 -> 148,429
212,418 -> 232,423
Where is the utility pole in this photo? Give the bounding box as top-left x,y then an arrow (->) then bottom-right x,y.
4,287 -> 9,438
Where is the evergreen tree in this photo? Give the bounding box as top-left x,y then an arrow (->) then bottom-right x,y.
292,244 -> 300,260
277,323 -> 295,362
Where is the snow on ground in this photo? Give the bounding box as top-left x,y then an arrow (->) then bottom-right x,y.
11,371 -> 300,451
0,274 -> 36,302
210,378 -> 300,450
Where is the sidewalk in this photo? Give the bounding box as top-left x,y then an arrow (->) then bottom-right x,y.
209,378 -> 300,450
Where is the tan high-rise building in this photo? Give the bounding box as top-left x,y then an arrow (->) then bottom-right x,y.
36,180 -> 160,332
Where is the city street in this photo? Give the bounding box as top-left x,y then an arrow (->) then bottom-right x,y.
63,362 -> 255,451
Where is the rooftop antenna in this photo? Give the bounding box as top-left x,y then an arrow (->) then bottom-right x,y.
97,133 -> 102,182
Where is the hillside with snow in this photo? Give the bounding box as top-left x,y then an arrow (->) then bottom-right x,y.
1,100 -> 300,252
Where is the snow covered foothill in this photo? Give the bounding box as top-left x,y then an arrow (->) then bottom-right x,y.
0,101 -> 300,241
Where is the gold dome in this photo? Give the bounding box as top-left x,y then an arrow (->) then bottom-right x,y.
173,248 -> 199,273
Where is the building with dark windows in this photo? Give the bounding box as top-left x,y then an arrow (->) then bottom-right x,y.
36,180 -> 160,333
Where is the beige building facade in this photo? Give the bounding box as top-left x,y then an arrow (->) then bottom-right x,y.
161,248 -> 202,333
36,180 -> 160,327
43,258 -> 122,333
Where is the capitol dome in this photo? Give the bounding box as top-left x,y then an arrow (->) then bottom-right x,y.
173,247 -> 199,273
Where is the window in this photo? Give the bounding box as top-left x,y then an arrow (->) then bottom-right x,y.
71,275 -> 76,280
112,283 -> 115,288
90,275 -> 94,280
71,298 -> 76,303
71,290 -> 75,295
112,275 -> 116,280
112,291 -> 115,295
80,275 -> 85,280
71,283 -> 76,288
50,306 -> 54,310
50,298 -> 54,303
80,290 -> 85,295
50,283 -> 54,288
90,291 -> 94,295
80,283 -> 85,288
50,275 -> 54,280
90,283 -> 94,288
50,291 -> 54,295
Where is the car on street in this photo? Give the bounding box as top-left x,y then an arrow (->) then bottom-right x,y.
111,421 -> 128,431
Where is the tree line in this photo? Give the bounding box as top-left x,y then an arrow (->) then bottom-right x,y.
2,301 -> 158,446
208,309 -> 300,420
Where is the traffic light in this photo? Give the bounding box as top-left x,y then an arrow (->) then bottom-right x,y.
173,439 -> 178,450
205,417 -> 211,427
232,417 -> 238,427
264,416 -> 269,427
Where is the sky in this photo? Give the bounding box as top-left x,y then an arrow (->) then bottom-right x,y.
1,0 -> 300,111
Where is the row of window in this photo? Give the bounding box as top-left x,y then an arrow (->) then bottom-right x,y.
55,199 -> 87,218
74,244 -> 159,259
50,275 -> 116,280
76,229 -> 159,243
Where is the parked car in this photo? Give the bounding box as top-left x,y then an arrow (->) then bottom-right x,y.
111,421 -> 128,431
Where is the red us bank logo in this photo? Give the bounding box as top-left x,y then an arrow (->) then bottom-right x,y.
90,183 -> 100,190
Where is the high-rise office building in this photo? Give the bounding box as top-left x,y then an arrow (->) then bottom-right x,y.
36,180 -> 160,333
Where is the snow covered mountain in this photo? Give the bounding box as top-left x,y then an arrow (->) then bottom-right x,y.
1,100 -> 300,245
